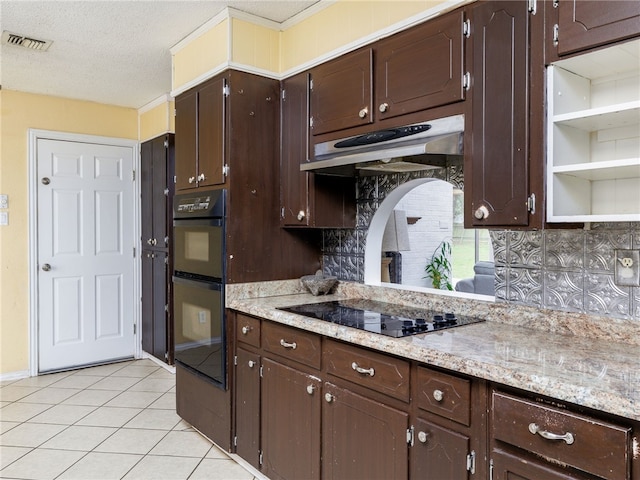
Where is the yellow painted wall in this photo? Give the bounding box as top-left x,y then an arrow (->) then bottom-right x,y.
172,19 -> 229,92
231,18 -> 280,72
139,100 -> 175,142
0,90 -> 137,374
280,0 -> 444,72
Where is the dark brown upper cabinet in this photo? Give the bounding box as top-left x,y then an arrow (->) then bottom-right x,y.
552,0 -> 640,58
375,10 -> 465,122
174,75 -> 226,191
310,8 -> 465,140
280,72 -> 356,228
465,1 -> 538,228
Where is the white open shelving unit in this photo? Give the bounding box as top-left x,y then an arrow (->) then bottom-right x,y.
546,38 -> 640,223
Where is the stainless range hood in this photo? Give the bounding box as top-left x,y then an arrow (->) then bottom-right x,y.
303,114 -> 464,176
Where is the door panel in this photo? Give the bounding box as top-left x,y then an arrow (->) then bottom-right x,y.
37,138 -> 135,372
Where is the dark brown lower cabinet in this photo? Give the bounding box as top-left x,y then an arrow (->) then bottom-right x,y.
141,250 -> 168,362
261,358 -> 322,480
411,418 -> 470,479
234,348 -> 261,469
322,382 -> 409,480
491,448 -> 583,480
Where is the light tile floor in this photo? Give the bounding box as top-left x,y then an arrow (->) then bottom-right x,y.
0,359 -> 261,480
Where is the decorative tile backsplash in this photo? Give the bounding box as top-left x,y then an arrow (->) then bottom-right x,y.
322,168 -> 640,321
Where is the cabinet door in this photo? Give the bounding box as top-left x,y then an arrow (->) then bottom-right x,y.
411,418 -> 470,480
235,348 -> 260,469
310,48 -> 373,136
467,1 -> 530,227
175,89 -> 198,191
140,140 -> 154,246
281,72 -> 311,226
491,448 -> 585,480
375,10 -> 465,121
141,251 -> 167,362
261,358 -> 321,480
152,136 -> 169,246
197,76 -> 226,187
557,1 -> 640,56
322,382 -> 409,480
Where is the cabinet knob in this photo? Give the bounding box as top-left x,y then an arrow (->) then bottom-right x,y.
188,176 -> 196,184
197,173 -> 206,182
358,107 -> 369,119
417,431 -> 429,443
297,210 -> 306,221
474,205 -> 489,220
151,238 -> 157,246
147,238 -> 153,245
241,326 -> 251,335
280,339 -> 297,350
248,360 -> 256,368
379,102 -> 389,113
324,393 -> 335,403
433,389 -> 444,402
306,385 -> 316,395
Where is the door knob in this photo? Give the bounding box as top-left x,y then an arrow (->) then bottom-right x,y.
42,263 -> 51,271
41,177 -> 50,185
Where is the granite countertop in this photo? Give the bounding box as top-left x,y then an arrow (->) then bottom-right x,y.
227,280 -> 640,422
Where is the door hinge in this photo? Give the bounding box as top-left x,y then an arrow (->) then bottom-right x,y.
463,72 -> 471,90
133,323 -> 137,335
406,425 -> 415,446
164,236 -> 169,246
553,24 -> 559,46
173,175 -> 177,184
173,108 -> 177,117
463,18 -> 471,38
164,352 -> 168,360
164,139 -> 169,148
164,304 -> 169,312
489,458 -> 494,480
528,0 -> 537,14
527,193 -> 536,214
281,89 -> 286,101
223,84 -> 230,97
223,164 -> 229,177
467,450 -> 476,474
259,451 -> 263,466
281,207 -> 285,219
309,78 -> 313,90
310,116 -> 314,128
259,365 -> 264,378
132,170 -> 136,181
233,436 -> 237,447
133,247 -> 136,258
234,355 -> 238,366
164,188 -> 169,196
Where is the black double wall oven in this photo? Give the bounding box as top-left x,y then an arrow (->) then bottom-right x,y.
173,189 -> 226,388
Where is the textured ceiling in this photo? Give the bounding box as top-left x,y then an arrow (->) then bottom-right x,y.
0,1 -> 320,108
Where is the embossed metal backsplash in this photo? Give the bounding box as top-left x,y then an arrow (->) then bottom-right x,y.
322,168 -> 640,321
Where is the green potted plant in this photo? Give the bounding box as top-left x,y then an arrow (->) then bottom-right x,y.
424,240 -> 453,290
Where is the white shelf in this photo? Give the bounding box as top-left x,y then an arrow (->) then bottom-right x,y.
546,39 -> 640,223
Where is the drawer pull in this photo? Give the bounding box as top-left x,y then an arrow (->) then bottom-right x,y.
280,339 -> 297,349
241,326 -> 251,335
351,362 -> 375,377
528,423 -> 575,445
433,389 -> 444,402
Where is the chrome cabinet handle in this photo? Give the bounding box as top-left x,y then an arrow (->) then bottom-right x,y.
297,210 -> 305,221
147,238 -> 153,245
41,263 -> 51,271
248,360 -> 256,368
306,385 -> 316,395
351,362 -> 375,377
324,393 -> 335,403
358,107 -> 368,119
188,176 -> 196,184
417,431 -> 428,443
241,326 -> 251,335
528,423 -> 575,445
379,102 -> 389,113
474,205 -> 489,220
151,238 -> 157,246
197,173 -> 206,182
280,339 -> 297,349
433,389 -> 444,402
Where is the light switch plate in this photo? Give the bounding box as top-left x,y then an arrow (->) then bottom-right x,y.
0,212 -> 8,225
0,194 -> 7,209
614,249 -> 640,287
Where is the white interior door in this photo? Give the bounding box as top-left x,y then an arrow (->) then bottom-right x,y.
37,138 -> 136,372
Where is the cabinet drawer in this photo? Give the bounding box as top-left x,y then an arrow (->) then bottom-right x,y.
324,340 -> 410,402
415,366 -> 471,426
236,314 -> 261,348
262,322 -> 321,370
492,391 -> 631,480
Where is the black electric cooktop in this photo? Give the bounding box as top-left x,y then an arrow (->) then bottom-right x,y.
279,299 -> 484,338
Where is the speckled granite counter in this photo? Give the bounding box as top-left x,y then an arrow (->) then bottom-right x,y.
227,280 -> 640,422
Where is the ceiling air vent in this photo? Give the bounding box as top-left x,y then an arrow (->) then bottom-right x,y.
2,31 -> 52,51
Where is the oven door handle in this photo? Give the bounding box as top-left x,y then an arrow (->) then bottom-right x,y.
172,275 -> 223,291
173,218 -> 223,227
